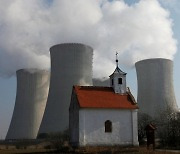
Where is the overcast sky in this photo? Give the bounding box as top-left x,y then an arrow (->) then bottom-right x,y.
0,0 -> 179,139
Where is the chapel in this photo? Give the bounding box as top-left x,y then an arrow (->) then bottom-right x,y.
69,55 -> 139,146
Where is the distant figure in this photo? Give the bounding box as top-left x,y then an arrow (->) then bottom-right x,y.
145,123 -> 156,150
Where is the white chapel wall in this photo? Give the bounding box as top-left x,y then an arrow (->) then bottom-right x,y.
79,108 -> 138,146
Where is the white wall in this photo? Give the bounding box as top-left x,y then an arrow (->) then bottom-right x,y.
111,73 -> 127,94
79,108 -> 138,146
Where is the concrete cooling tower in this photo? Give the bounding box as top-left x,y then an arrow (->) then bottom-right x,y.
6,69 -> 50,139
39,43 -> 93,134
135,58 -> 178,118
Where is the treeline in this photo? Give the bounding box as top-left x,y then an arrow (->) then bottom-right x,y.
138,108 -> 180,149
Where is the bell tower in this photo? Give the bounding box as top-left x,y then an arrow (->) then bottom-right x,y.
109,52 -> 127,94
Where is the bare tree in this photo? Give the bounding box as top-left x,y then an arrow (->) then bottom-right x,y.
157,110 -> 180,148
138,112 -> 153,144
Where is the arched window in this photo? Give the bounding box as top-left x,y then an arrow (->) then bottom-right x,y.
105,120 -> 112,133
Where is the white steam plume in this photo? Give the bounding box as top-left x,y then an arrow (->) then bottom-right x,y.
0,0 -> 177,78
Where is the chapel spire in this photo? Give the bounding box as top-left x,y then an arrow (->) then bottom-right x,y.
109,52 -> 127,94
116,52 -> 119,67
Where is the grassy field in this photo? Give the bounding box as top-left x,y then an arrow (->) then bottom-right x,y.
0,149 -> 52,154
0,140 -> 180,154
0,146 -> 179,154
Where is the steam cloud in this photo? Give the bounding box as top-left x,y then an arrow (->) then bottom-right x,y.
0,0 -> 177,78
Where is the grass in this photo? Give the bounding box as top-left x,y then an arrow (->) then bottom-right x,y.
0,149 -> 53,154
0,140 -> 180,154
0,146 -> 179,154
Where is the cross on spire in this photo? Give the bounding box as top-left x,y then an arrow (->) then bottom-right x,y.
116,52 -> 119,67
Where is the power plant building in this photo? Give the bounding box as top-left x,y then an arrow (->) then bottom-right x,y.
135,58 -> 178,118
6,69 -> 50,139
39,43 -> 93,134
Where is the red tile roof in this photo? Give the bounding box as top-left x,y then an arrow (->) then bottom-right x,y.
73,86 -> 138,109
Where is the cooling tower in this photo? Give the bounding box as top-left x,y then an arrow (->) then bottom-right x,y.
39,43 -> 93,134
6,69 -> 50,139
135,58 -> 178,118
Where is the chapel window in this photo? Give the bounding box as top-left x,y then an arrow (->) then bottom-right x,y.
105,120 -> 112,133
118,78 -> 122,84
